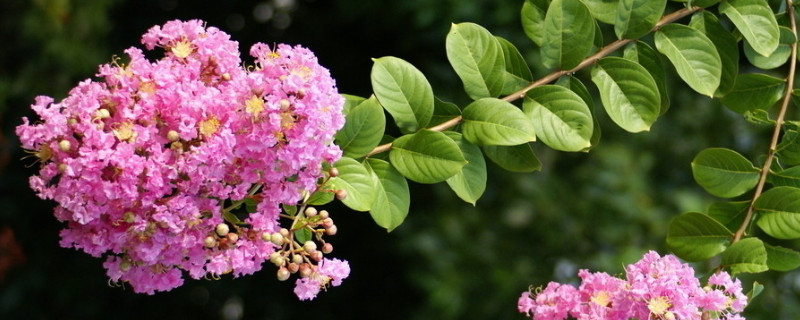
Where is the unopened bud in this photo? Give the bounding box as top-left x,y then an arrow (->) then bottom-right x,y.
204,236 -> 218,248
310,251 -> 323,262
222,73 -> 231,81
299,264 -> 312,278
287,262 -> 299,273
319,210 -> 329,219
167,130 -> 180,142
329,168 -> 339,177
277,267 -> 291,281
271,232 -> 284,246
58,139 -> 71,152
261,232 -> 272,242
303,241 -> 317,253
215,223 -> 230,236
322,243 -> 333,254
58,163 -> 68,172
322,218 -> 334,229
270,252 -> 284,266
304,207 -> 318,217
326,224 -> 338,236
335,189 -> 347,200
279,99 -> 291,109
95,108 -> 111,119
279,228 -> 290,237
226,232 -> 239,243
292,254 -> 303,264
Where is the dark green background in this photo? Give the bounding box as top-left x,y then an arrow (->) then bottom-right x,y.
1,0 -> 798,319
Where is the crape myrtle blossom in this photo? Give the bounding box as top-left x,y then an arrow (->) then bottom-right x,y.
518,251 -> 748,320
16,19 -> 348,298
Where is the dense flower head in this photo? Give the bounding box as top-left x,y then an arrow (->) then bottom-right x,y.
517,251 -> 748,320
17,19 -> 346,296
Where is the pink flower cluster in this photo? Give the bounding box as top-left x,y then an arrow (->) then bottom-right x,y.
16,20 -> 347,296
518,251 -> 748,320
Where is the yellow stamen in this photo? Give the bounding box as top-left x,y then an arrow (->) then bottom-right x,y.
199,116 -> 220,137
245,95 -> 265,118
171,41 -> 193,58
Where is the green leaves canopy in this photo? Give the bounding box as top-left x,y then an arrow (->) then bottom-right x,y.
691,148 -> 759,198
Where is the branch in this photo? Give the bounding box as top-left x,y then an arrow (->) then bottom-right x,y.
365,6 -> 701,158
732,0 -> 797,243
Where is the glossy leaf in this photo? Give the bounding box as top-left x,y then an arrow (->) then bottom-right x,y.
521,0 -> 548,46
623,41 -> 669,114
614,0 -> 666,39
744,26 -> 795,70
768,166 -> 800,188
341,94 -> 366,115
688,11 -> 739,96
524,85 -> 593,151
371,56 -> 433,133
483,144 -> 542,172
654,23 -> 721,97
446,22 -> 505,99
707,201 -> 749,233
777,130 -> 800,166
541,0 -> 596,70
364,158 -> 410,232
329,157 -> 376,212
667,212 -> 732,261
590,57 -> 660,132
461,98 -> 536,146
691,148 -> 759,198
720,73 -> 785,114
581,0 -> 618,24
389,129 -> 467,183
444,132 -> 487,205
428,97 -> 462,128
721,237 -> 769,275
765,244 -> 800,271
755,186 -> 800,239
335,96 -> 386,159
496,36 -> 532,95
556,76 -> 601,150
720,0 -> 780,57
307,188 -> 334,206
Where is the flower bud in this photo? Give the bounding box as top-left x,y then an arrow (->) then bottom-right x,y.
204,236 -> 218,248
215,223 -> 230,236
279,228 -> 289,237
269,252 -> 284,266
335,189 -> 347,200
167,130 -> 180,142
329,167 -> 339,177
292,254 -> 303,264
319,210 -> 329,219
58,163 -> 68,173
226,232 -> 239,243
322,218 -> 334,229
58,139 -> 71,152
299,264 -> 312,278
277,267 -> 290,281
326,224 -> 337,236
95,108 -> 111,119
322,243 -> 333,254
279,99 -> 291,110
304,207 -> 318,217
261,232 -> 272,242
271,232 -> 284,246
310,251 -> 323,262
303,241 -> 317,253
287,262 -> 299,273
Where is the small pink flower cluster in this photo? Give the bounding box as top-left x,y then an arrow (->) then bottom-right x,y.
518,251 -> 747,320
16,19 -> 347,297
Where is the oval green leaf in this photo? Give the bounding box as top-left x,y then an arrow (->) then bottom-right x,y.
623,41 -> 669,114
707,201 -> 749,233
371,56 -> 434,133
335,96 -> 386,159
615,0 -> 666,40
541,0 -> 596,70
461,98 -> 536,146
691,148 -> 759,198
688,11 -> 740,96
722,237 -> 769,275
341,94 -> 366,115
720,0 -> 780,57
365,158 -> 410,232
329,157 -> 376,212
483,143 -> 542,173
429,97 -> 462,128
446,22 -> 506,99
389,129 -> 467,183
496,36 -> 533,95
581,0 -> 618,24
654,23 -> 721,97
556,76 -> 601,151
720,73 -> 785,114
755,186 -> 800,239
765,243 -> 800,271
744,26 -> 795,70
590,57 -> 660,132
444,132 -> 487,205
521,0 -> 548,46
777,130 -> 800,166
524,85 -> 593,151
666,211 -> 732,262
769,165 -> 800,188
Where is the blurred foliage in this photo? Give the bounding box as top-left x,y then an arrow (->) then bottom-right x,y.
1,0 -> 799,319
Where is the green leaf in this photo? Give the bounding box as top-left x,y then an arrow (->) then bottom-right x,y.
768,165 -> 800,188
294,227 -> 312,244
590,57 -> 660,132
521,0 -> 548,46
335,96 -> 386,158
691,148 -> 759,198
765,243 -> 800,271
483,144 -> 542,172
306,188 -> 334,206
555,76 -> 600,150
707,201 -> 749,233
496,36 -> 532,95
614,0 -> 666,39
755,186 -> 800,239
581,0 -> 618,24
688,11 -> 739,96
541,0 -> 596,70
446,22 -> 505,99
524,85 -> 593,151
745,26 -> 795,70
777,130 -> 800,166
328,157 -> 376,212
444,132 -> 487,205
720,73 -> 785,114
720,0 -> 780,57
341,94 -> 366,115
429,97 -> 462,128
748,282 -> 764,301
461,98 -> 536,146
721,237 -> 769,275
623,41 -> 669,114
654,23 -> 722,97
389,129 -> 467,183
364,158 -> 410,232
282,204 -> 297,216
371,56 -> 434,133
667,212 -> 732,261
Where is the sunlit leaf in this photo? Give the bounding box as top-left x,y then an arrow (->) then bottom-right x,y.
755,186 -> 800,239
721,237 -> 769,275
371,56 -> 433,133
744,26 -> 795,70
496,36 -> 533,95
667,212 -> 732,261
446,22 -> 505,99
524,85 -> 593,151
720,0 -> 780,57
329,157 -> 376,212
429,97 -> 462,128
720,73 -> 785,114
389,130 -> 467,183
590,57 -> 660,132
688,11 -> 739,96
461,98 -> 536,146
654,23 -> 721,97
691,148 -> 759,198
364,158 -> 410,232
623,41 -> 669,114
444,132 -> 487,205
541,0 -> 596,70
581,0 -> 618,24
521,0 -> 548,46
335,96 -> 386,159
614,0 -> 666,39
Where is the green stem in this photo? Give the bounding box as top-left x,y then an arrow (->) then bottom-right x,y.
731,0 -> 797,244
365,6 -> 701,158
